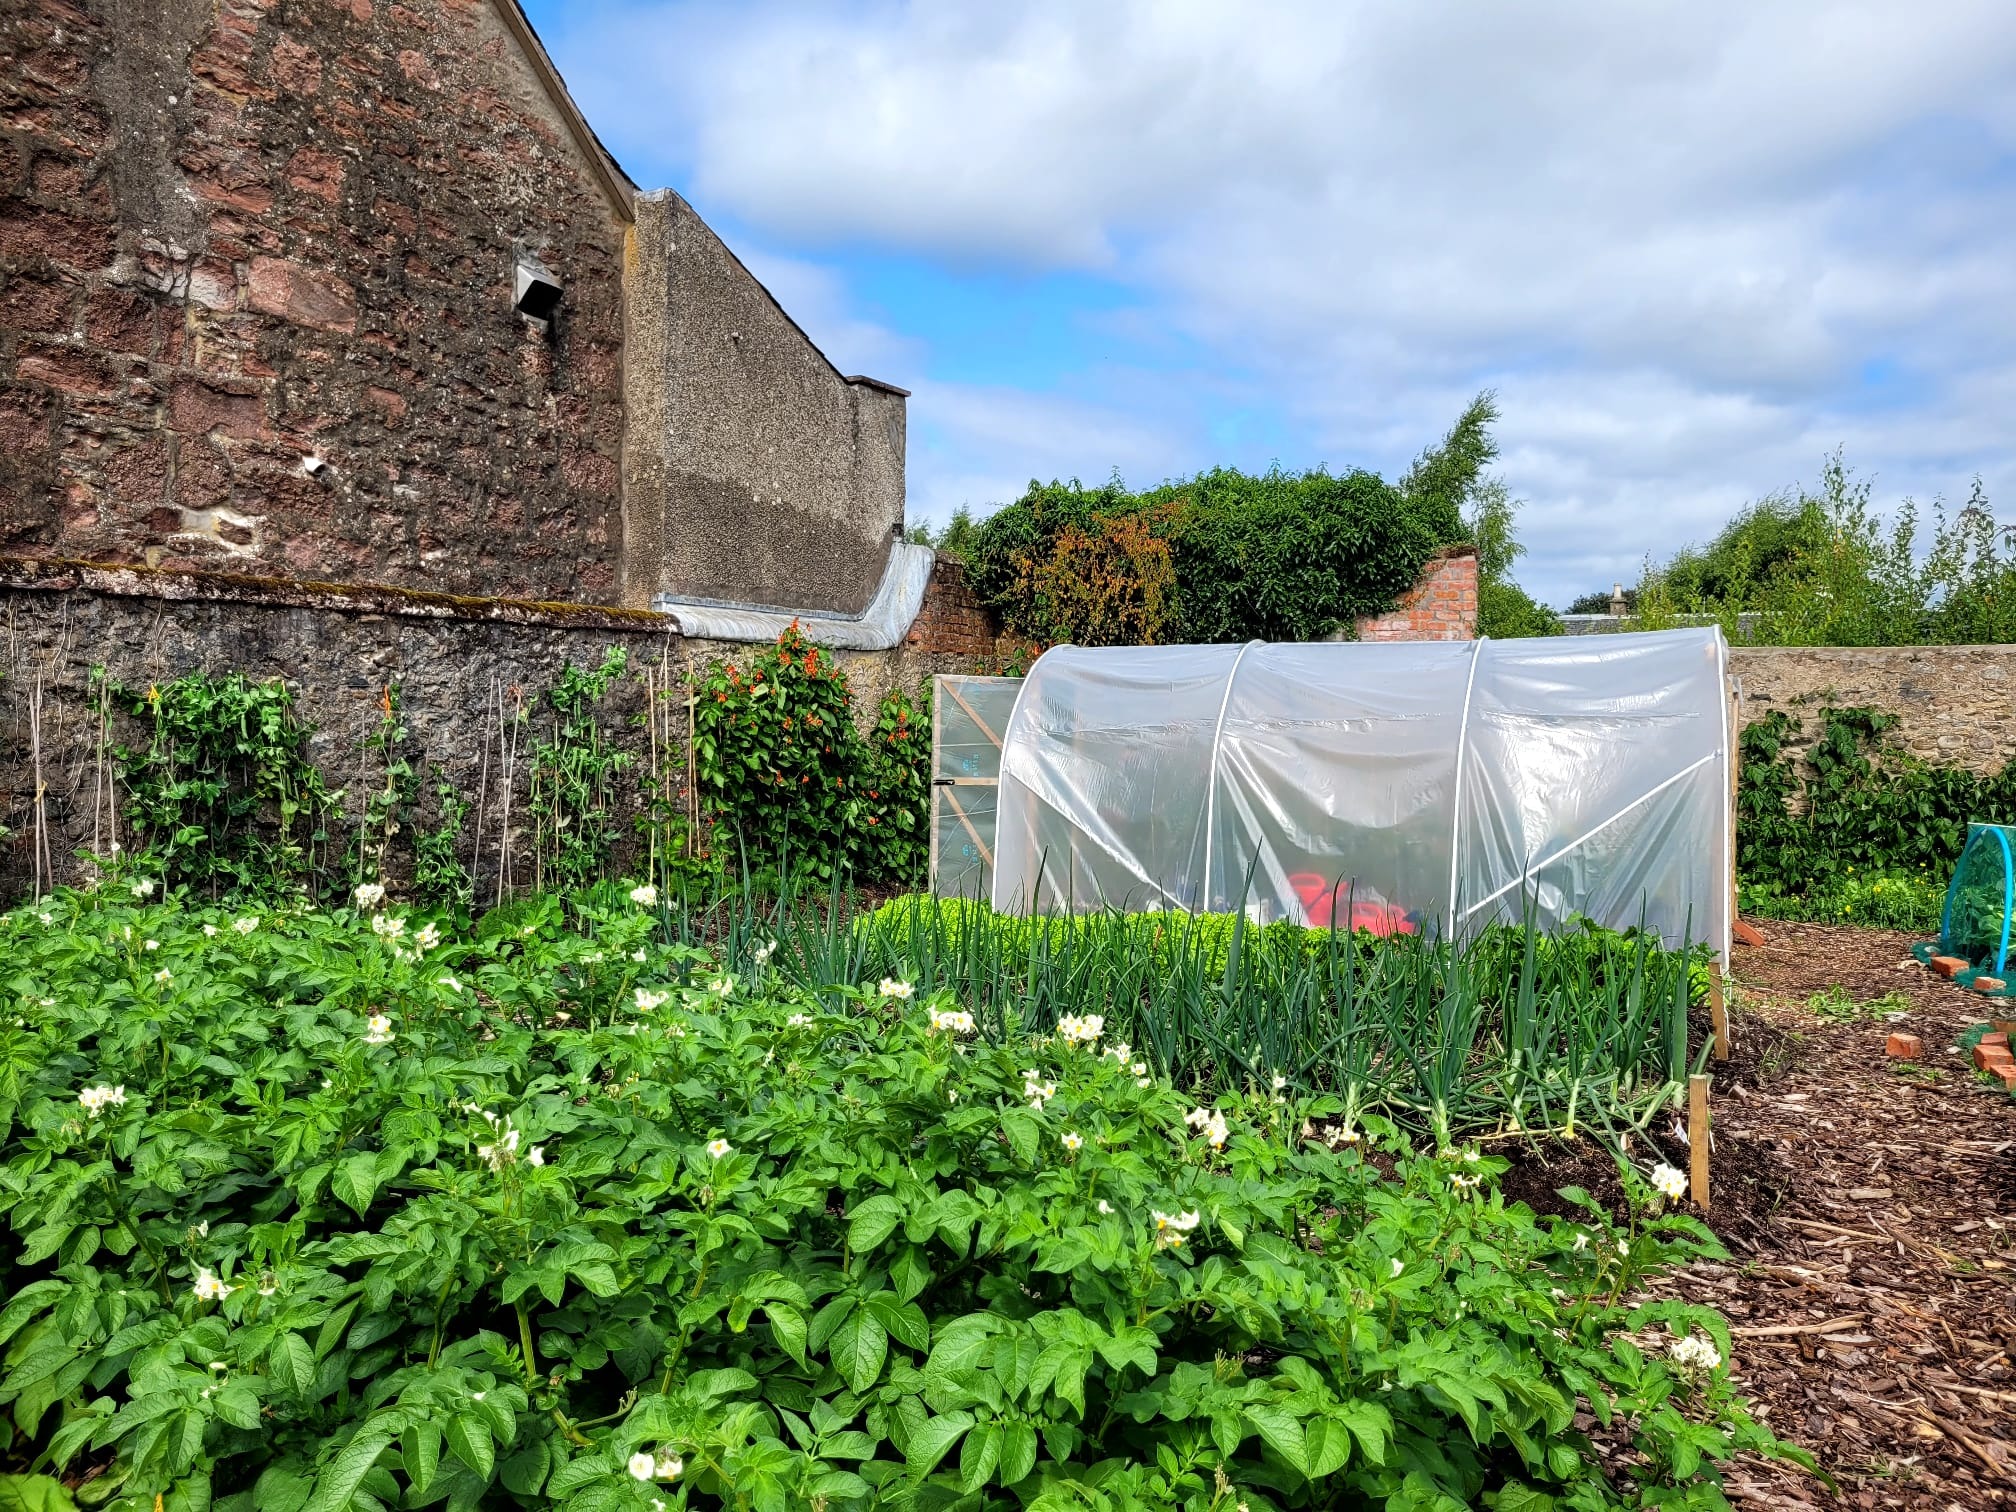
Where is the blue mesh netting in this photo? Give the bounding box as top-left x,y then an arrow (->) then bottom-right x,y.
1938,823 -> 2016,978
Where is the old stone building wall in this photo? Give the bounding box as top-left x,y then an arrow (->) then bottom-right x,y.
623,190 -> 907,616
0,0 -> 631,600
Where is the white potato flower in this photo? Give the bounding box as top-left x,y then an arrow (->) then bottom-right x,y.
353,882 -> 385,909
192,1268 -> 235,1302
233,916 -> 257,934
1669,1332 -> 1722,1372
1650,1162 -> 1688,1201
131,878 -> 157,898
1056,1012 -> 1104,1046
1061,1131 -> 1084,1152
362,1013 -> 395,1046
627,1452 -> 657,1481
153,969 -> 172,985
634,987 -> 670,1012
77,1084 -> 126,1117
705,1138 -> 731,1159
879,978 -> 914,1000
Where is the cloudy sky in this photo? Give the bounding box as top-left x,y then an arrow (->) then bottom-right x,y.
524,0 -> 2016,608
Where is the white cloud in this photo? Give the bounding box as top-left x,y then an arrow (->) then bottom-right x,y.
728,246 -> 923,381
546,0 -> 2016,604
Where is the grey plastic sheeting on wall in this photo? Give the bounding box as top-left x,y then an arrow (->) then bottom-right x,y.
653,544 -> 935,651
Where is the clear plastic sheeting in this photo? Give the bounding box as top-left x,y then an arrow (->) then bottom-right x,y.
990,628 -> 1732,961
929,675 -> 1026,900
652,544 -> 935,650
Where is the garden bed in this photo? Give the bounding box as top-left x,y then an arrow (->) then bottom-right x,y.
0,883 -> 1803,1511
1654,921 -> 2016,1510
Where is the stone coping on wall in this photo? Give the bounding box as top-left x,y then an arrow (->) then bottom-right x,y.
0,555 -> 679,636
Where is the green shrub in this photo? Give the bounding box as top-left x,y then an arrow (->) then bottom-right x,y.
0,887 -> 1805,1510
691,626 -> 930,887
966,467 -> 1452,648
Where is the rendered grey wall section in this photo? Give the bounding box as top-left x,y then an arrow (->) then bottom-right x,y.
622,191 -> 906,616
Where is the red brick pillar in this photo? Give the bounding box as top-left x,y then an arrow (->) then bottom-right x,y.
1352,547 -> 1479,642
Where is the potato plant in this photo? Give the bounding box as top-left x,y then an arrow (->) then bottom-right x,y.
0,885 -> 1806,1511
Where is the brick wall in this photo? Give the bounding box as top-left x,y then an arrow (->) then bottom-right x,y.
0,0 -> 630,601
904,555 -> 1000,656
1352,546 -> 1478,642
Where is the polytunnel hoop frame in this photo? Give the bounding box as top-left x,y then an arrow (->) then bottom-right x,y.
1199,639 -> 1263,904
1456,750 -> 1721,923
1444,637 -> 1488,929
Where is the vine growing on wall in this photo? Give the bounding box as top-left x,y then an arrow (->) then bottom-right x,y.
691,625 -> 929,885
526,647 -> 634,892
109,670 -> 340,899
1737,704 -> 2016,906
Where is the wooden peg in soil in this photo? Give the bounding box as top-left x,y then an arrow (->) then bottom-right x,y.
1706,969 -> 1730,1062
1688,1073 -> 1711,1211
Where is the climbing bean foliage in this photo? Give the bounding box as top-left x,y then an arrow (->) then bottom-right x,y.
0,887 -> 1803,1511
691,627 -> 928,887
1737,705 -> 2016,913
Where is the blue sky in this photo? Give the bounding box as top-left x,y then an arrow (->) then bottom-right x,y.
524,0 -> 2016,608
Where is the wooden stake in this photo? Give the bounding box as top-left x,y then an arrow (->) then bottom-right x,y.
1688,1072 -> 1711,1211
1706,967 -> 1730,1061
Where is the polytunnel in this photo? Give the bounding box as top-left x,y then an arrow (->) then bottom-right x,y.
983,627 -> 1733,962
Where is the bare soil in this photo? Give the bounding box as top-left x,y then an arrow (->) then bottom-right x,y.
1614,921 -> 2014,1508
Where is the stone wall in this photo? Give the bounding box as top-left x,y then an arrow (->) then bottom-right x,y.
1,0 -> 632,600
623,191 -> 906,616
0,557 -> 979,901
1352,546 -> 1478,642
1729,644 -> 2016,774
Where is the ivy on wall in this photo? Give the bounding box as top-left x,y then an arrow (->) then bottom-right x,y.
1737,704 -> 2016,907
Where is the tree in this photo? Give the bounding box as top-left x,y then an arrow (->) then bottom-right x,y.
1399,391 -> 1499,542
905,505 -> 982,561
1464,477 -> 1560,638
